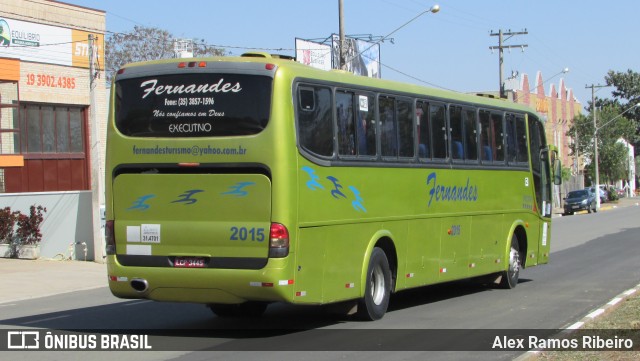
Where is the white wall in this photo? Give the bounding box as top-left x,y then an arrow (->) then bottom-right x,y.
0,191 -> 98,261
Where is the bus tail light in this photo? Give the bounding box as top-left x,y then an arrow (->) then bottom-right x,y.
105,220 -> 116,255
269,223 -> 289,258
178,62 -> 206,68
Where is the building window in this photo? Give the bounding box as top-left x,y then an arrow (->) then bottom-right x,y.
17,104 -> 85,157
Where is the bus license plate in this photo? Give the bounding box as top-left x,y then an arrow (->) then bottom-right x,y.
174,257 -> 206,268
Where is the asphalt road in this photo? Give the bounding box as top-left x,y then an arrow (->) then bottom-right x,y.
2,204 -> 639,361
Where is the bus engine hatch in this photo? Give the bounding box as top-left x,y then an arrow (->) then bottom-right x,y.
112,173 -> 272,269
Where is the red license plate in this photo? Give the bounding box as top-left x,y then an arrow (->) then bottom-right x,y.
174,257 -> 206,268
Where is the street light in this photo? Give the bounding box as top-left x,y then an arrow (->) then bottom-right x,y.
592,103 -> 640,209
341,3 -> 440,68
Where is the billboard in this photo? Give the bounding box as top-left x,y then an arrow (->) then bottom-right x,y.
0,17 -> 104,69
295,38 -> 332,71
295,35 -> 381,78
331,34 -> 380,78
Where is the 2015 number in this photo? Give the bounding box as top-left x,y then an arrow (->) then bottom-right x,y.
230,227 -> 265,242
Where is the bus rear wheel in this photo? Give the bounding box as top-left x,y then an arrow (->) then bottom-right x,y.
357,247 -> 391,321
499,234 -> 521,289
208,301 -> 268,318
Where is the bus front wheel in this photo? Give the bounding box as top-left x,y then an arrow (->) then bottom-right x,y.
500,234 -> 521,289
357,247 -> 391,321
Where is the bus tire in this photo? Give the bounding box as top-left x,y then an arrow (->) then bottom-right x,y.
208,301 -> 268,318
500,234 -> 521,289
357,247 -> 391,321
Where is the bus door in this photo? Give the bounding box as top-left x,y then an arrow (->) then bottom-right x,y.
528,118 -> 554,265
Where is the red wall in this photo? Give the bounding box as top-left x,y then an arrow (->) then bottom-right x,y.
4,158 -> 88,193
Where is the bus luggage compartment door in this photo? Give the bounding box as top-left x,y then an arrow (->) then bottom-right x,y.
112,173 -> 272,268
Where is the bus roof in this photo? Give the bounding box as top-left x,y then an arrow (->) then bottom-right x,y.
118,52 -> 537,118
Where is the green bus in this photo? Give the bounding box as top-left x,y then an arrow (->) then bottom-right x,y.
105,53 -> 561,320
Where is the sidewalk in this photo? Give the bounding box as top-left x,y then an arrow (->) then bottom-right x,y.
0,258 -> 106,304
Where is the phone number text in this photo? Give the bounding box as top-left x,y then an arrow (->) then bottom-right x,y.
26,73 -> 77,89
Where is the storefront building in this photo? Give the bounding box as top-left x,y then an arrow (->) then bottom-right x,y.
0,0 -> 105,260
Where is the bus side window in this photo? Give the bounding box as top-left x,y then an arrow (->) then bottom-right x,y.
299,88 -> 315,111
416,101 -> 431,160
397,99 -> 414,158
298,86 -> 334,157
336,91 -> 356,156
380,96 -> 397,157
479,110 -> 493,163
491,112 -> 505,162
516,115 -> 529,163
430,103 -> 447,159
463,108 -> 478,161
506,113 -> 518,163
449,106 -> 464,160
356,94 -> 376,157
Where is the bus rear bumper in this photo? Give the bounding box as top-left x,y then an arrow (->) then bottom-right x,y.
106,255 -> 294,304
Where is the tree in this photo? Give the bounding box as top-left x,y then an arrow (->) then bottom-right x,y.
105,26 -> 225,84
606,69 -> 640,105
567,106 -> 637,185
561,166 -> 572,183
605,69 -> 640,155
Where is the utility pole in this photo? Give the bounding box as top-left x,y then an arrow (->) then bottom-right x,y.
489,29 -> 528,99
574,127 -> 580,190
585,83 -> 609,211
89,34 -> 104,263
338,0 -> 346,70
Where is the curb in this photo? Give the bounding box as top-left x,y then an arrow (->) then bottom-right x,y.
514,282 -> 640,360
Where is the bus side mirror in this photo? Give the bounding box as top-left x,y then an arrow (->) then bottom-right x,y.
553,159 -> 562,185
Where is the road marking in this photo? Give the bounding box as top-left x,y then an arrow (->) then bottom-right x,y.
623,288 -> 636,296
21,315 -> 69,325
607,297 -> 622,306
122,300 -> 152,307
566,321 -> 584,330
586,309 -> 604,319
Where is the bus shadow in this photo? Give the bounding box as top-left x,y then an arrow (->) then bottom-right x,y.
0,279 -> 535,350
0,300 -> 343,331
0,278 -> 535,332
388,277 -> 533,313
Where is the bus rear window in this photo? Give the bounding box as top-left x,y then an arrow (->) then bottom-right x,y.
115,74 -> 272,137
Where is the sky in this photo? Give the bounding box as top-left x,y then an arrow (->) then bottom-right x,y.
72,0 -> 638,107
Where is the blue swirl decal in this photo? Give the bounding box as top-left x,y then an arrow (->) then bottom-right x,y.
127,194 -> 156,211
